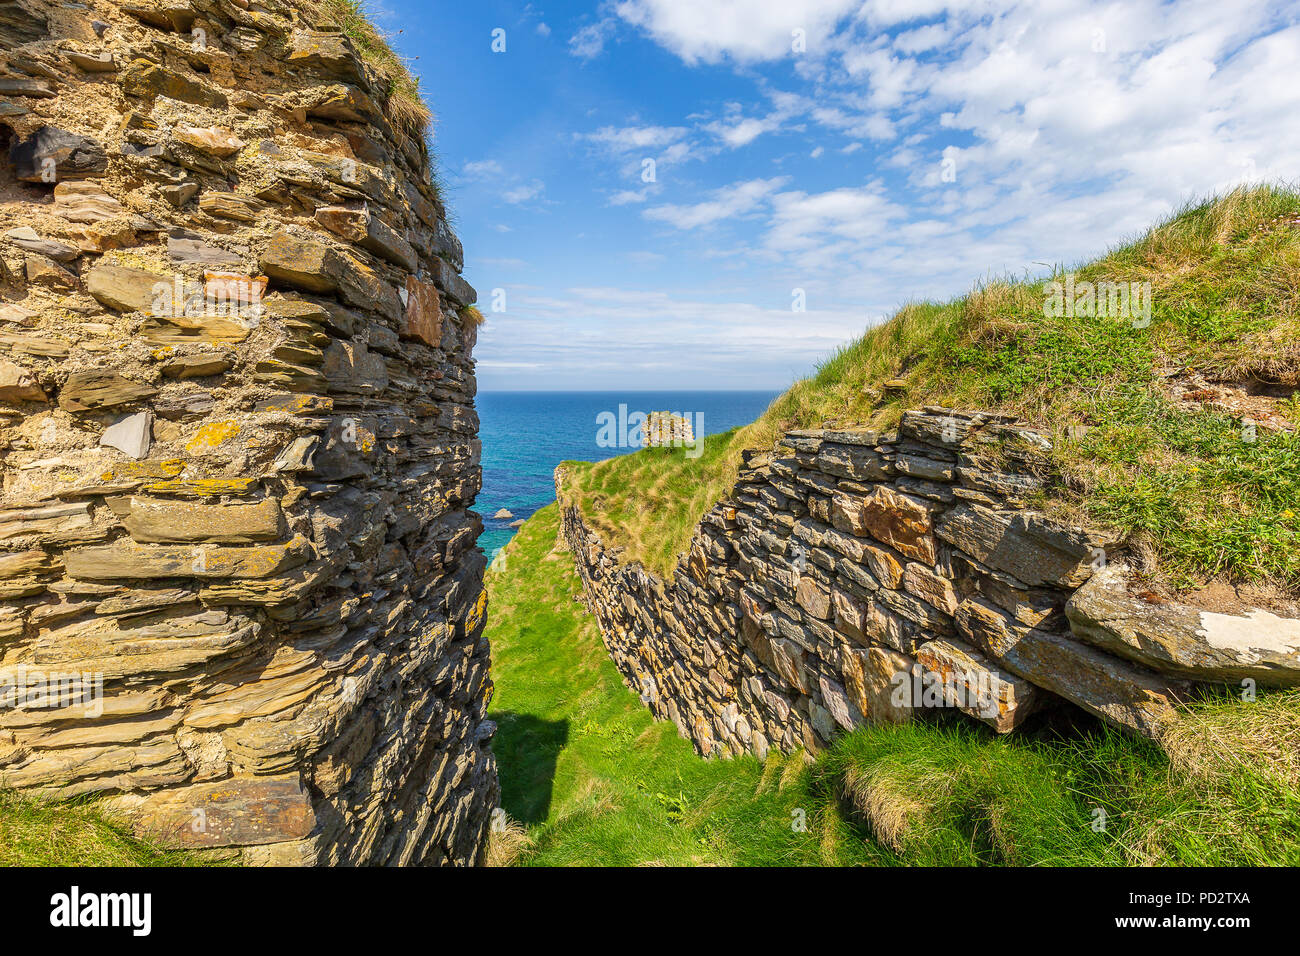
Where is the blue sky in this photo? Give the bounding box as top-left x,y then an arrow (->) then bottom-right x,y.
373,0 -> 1299,391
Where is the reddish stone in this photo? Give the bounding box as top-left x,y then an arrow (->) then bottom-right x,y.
402,275 -> 442,347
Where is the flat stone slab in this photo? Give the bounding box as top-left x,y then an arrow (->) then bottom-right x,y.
123,496 -> 283,544
59,370 -> 157,413
956,596 -> 1185,737
1067,564 -> 1300,686
100,410 -> 152,459
112,775 -> 316,848
935,503 -> 1104,589
64,535 -> 311,581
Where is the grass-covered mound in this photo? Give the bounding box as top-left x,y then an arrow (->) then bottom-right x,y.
564,186 -> 1300,593
487,507 -> 1300,866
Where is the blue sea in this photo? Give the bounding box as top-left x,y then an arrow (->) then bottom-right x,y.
476,391 -> 780,558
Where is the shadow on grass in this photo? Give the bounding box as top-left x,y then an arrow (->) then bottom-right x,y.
489,711 -> 569,825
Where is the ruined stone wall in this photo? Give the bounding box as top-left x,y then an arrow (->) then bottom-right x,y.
560,408 -> 1300,759
0,0 -> 496,864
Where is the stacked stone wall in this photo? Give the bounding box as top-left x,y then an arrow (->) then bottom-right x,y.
560,408 -> 1300,758
0,0 -> 496,864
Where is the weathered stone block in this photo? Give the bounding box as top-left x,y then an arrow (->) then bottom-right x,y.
794,575 -> 831,619
402,275 -> 443,347
114,775 -> 316,848
123,497 -> 282,544
915,637 -> 1041,732
1067,564 -> 1300,685
956,596 -> 1182,737
8,126 -> 106,181
64,536 -> 311,581
831,485 -> 937,563
59,370 -> 157,413
935,503 -> 1102,588
0,359 -> 46,403
841,645 -> 913,724
86,262 -> 168,313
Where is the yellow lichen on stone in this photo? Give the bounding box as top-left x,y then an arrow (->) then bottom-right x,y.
186,420 -> 241,453
143,478 -> 261,496
100,459 -> 187,481
464,587 -> 488,635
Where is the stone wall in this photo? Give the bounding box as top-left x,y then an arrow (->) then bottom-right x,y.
0,0 -> 497,864
559,408 -> 1300,759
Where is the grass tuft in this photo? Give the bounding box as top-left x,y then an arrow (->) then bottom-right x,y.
309,0 -> 432,143
0,790 -> 209,867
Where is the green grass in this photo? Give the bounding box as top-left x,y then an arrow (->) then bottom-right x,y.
563,185 -> 1300,591
487,507 -> 1300,866
485,504 -> 884,866
0,791 -> 207,867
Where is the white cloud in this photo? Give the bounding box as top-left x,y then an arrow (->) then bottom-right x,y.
609,188 -> 652,205
584,124 -> 689,152
569,17 -> 618,58
704,90 -> 809,148
502,180 -> 545,204
893,22 -> 952,54
613,0 -> 860,64
461,159 -> 505,181
644,177 -> 789,229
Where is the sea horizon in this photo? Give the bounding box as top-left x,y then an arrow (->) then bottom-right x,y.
476,390 -> 780,557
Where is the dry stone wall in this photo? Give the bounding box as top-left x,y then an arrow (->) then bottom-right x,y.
560,408 -> 1300,759
0,0 -> 497,864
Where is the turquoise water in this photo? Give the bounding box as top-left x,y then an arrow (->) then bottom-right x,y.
476,391 -> 780,558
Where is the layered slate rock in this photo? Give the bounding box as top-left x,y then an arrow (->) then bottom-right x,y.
1067,565 -> 1300,685
558,406 -> 1293,756
0,0 -> 494,866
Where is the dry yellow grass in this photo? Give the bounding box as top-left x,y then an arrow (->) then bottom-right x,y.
1157,689 -> 1300,789
484,813 -> 533,867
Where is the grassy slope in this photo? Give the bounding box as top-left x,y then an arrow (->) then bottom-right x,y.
0,792 -> 205,866
565,186 -> 1300,591
487,507 -> 1300,866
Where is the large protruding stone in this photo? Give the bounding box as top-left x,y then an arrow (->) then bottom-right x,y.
915,637 -> 1042,732
111,775 -> 317,848
86,262 -> 167,313
956,596 -> 1184,737
8,127 -> 107,181
832,485 -> 937,563
935,503 -> 1106,589
123,497 -> 283,544
1067,564 -> 1300,686
0,359 -> 46,403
